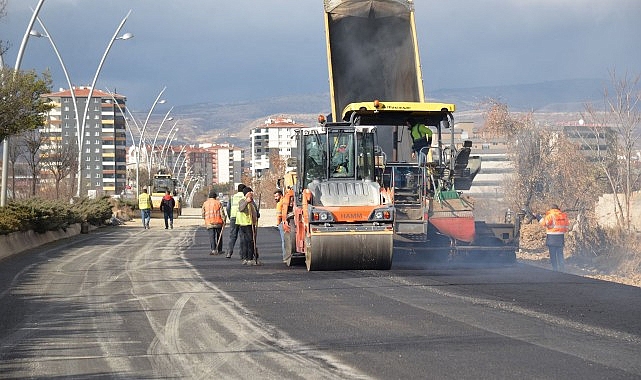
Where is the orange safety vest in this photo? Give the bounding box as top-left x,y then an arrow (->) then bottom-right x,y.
202,198 -> 224,226
540,208 -> 569,235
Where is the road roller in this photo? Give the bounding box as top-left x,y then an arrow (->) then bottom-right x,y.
280,112 -> 395,271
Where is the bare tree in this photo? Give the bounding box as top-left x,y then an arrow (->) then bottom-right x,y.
7,137 -> 24,199
0,0 -> 7,58
21,129 -> 44,196
42,141 -> 78,199
583,71 -> 641,233
250,151 -> 288,208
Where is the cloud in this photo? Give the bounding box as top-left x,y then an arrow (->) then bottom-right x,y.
2,0 -> 639,111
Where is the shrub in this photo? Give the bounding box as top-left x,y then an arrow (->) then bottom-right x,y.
71,196 -> 114,226
0,196 -> 114,235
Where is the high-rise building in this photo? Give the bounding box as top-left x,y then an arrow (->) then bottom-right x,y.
41,87 -> 128,196
197,143 -> 244,186
250,117 -> 304,178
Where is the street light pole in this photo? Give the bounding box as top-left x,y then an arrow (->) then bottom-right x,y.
171,144 -> 188,176
76,10 -> 133,198
136,86 -> 167,196
159,122 -> 179,169
30,18 -> 82,198
1,0 -> 46,207
149,107 -> 174,174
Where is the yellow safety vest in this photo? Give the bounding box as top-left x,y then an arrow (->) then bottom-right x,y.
138,193 -> 152,210
229,192 -> 245,219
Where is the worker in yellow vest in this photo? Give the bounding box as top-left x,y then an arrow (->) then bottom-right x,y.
225,184 -> 246,259
138,187 -> 153,229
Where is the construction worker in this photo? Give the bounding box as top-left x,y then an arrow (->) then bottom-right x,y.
160,190 -> 176,229
406,118 -> 432,164
237,187 -> 260,265
225,183 -> 246,258
539,204 -> 570,271
138,187 -> 153,229
274,189 -> 287,261
202,190 -> 227,255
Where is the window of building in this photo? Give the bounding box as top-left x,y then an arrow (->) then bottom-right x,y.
85,148 -> 91,154
95,148 -> 100,153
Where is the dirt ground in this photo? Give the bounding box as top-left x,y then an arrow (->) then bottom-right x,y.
518,222 -> 641,288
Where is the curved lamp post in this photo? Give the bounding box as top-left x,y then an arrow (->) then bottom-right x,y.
159,122 -> 179,169
171,144 -> 188,177
1,0 -> 46,207
76,10 -> 133,197
149,107 -> 174,174
135,86 -> 167,195
30,18 -> 82,194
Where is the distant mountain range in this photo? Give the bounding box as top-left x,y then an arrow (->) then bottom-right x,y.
141,78 -> 610,148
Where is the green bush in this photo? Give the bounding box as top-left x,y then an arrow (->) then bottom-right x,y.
0,196 -> 114,235
71,196 -> 114,226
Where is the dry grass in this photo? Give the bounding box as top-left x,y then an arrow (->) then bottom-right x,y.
518,221 -> 641,288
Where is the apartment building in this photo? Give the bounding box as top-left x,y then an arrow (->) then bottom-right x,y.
41,87 -> 128,196
250,117 -> 304,178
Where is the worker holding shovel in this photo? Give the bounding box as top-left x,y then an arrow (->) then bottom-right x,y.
202,190 -> 227,255
237,187 -> 261,265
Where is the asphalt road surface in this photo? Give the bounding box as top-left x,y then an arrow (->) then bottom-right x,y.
1,211 -> 640,379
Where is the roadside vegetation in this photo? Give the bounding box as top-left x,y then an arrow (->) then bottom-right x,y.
0,196 -> 126,235
483,71 -> 641,280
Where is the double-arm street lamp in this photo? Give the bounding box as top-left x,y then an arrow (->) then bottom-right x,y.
24,9 -> 133,199
1,0 -> 46,207
75,11 -> 133,198
135,86 -> 169,195
149,107 -> 174,174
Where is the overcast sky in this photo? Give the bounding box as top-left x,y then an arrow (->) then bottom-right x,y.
1,0 -> 639,112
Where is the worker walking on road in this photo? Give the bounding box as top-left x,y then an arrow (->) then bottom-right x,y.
225,184 -> 246,259
407,118 -> 432,164
160,190 -> 176,229
138,188 -> 153,229
237,187 -> 259,265
202,190 -> 227,255
539,204 -> 570,272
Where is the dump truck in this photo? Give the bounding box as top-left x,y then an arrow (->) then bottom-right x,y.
277,1 -> 519,269
321,0 -> 519,260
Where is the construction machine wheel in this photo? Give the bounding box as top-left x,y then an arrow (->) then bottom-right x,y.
305,230 -> 394,271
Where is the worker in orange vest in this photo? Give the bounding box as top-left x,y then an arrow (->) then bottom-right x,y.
538,204 -> 570,271
202,190 -> 227,255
